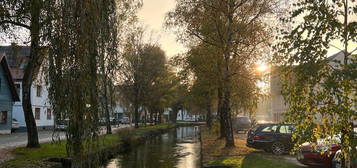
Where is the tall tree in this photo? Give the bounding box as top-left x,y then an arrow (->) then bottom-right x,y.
120,30 -> 167,128
46,0 -> 141,167
275,1 -> 357,167
0,0 -> 45,148
167,0 -> 274,146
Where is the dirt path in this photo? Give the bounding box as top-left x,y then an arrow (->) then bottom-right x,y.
0,147 -> 15,164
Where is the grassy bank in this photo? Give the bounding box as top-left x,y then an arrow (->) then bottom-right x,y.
1,123 -> 184,168
201,127 -> 304,168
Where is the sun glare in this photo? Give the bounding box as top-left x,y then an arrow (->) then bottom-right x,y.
257,65 -> 268,72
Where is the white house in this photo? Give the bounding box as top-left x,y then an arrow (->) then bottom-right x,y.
265,51 -> 354,123
113,102 -> 124,120
0,45 -> 54,130
176,109 -> 200,121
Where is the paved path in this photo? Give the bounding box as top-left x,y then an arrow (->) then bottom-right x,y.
0,124 -> 130,149
0,124 -> 131,164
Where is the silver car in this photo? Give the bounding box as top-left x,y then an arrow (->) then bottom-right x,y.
11,119 -> 20,132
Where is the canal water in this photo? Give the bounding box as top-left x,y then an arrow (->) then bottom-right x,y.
106,126 -> 201,168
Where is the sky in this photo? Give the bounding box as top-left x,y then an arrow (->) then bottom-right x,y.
1,1 -> 355,59
137,0 -> 186,58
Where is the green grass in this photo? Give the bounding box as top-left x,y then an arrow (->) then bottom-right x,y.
1,123 -> 179,168
2,141 -> 67,168
209,154 -> 303,168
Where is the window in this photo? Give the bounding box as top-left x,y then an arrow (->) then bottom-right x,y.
261,125 -> 278,133
36,85 -> 42,97
47,109 -> 52,120
279,125 -> 292,134
15,83 -> 21,95
35,108 -> 40,120
0,111 -> 7,124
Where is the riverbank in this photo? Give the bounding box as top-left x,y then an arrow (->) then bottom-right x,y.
201,126 -> 304,168
0,123 -> 194,168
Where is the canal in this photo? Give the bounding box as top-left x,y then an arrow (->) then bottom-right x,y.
106,126 -> 201,168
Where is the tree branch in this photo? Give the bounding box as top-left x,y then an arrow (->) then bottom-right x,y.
0,20 -> 30,29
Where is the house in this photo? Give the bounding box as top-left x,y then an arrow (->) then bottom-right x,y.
113,103 -> 125,121
177,109 -> 200,121
267,51 -> 354,123
0,45 -> 53,130
0,54 -> 20,134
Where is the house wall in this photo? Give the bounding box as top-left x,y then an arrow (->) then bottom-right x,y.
0,65 -> 14,134
270,72 -> 288,123
12,75 -> 53,128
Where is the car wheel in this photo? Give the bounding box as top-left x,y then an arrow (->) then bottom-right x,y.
271,142 -> 285,155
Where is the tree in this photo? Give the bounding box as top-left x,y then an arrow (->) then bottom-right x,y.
0,0 -> 47,148
45,0 -> 141,167
119,30 -> 167,128
167,0 -> 275,147
275,1 -> 357,167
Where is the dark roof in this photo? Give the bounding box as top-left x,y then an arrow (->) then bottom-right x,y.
0,54 -> 20,101
0,45 -> 30,67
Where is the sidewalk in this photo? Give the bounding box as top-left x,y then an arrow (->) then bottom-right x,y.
0,124 -> 130,163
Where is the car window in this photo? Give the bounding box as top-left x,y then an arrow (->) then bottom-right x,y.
261,125 -> 278,133
279,125 -> 292,134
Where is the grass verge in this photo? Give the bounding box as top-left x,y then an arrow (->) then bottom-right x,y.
201,127 -> 304,168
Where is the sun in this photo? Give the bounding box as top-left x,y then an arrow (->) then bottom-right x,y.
257,65 -> 268,72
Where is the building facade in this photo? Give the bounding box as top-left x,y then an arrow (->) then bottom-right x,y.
0,55 -> 20,134
0,45 -> 53,130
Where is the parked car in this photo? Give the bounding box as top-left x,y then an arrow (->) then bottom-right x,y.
297,138 -> 341,168
332,147 -> 357,168
119,117 -> 130,124
246,124 -> 294,155
11,119 -> 19,132
232,116 -> 251,133
300,127 -> 357,168
55,120 -> 68,131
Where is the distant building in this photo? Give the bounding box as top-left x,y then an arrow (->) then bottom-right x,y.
177,109 -> 200,121
113,103 -> 124,120
267,51 -> 353,123
0,45 -> 53,130
0,55 -> 20,134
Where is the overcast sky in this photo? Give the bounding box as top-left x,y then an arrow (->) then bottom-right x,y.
138,0 -> 186,58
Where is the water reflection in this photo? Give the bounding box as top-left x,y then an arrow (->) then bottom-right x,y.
106,126 -> 201,168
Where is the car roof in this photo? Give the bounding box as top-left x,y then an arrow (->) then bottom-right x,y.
257,123 -> 293,126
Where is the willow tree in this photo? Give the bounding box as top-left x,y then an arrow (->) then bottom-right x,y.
166,0 -> 275,147
98,0 -> 140,135
45,0 -> 140,167
275,1 -> 356,167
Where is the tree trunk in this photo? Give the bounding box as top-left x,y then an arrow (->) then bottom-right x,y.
23,0 -> 41,148
217,86 -> 226,139
103,77 -> 112,134
134,101 -> 139,128
206,101 -> 212,129
170,109 -> 178,123
158,109 -> 162,124
221,49 -> 234,147
144,108 -> 147,126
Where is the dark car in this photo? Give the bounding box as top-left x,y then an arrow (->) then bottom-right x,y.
246,124 -> 294,155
